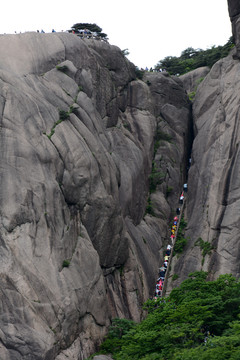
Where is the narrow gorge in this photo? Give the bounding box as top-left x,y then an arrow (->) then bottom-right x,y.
0,1 -> 239,358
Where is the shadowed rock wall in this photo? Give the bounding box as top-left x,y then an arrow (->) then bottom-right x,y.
0,32 -> 191,359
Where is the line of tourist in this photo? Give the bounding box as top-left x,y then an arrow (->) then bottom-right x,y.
153,181 -> 188,299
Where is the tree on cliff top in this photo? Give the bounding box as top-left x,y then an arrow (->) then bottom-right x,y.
70,23 -> 108,39
156,36 -> 234,75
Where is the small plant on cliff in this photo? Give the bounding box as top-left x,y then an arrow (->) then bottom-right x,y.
135,67 -> 144,80
59,110 -> 70,121
154,126 -> 173,156
145,196 -> 155,216
149,161 -> 165,193
62,259 -> 70,268
166,186 -> 173,197
56,64 -> 68,73
173,216 -> 187,255
195,237 -> 214,265
188,91 -> 196,101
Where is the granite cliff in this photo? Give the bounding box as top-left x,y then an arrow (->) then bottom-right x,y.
166,0 -> 240,292
0,32 -> 191,359
1,1 -> 239,357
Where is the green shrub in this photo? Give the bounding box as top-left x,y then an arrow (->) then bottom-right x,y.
172,274 -> 179,281
173,216 -> 187,255
195,237 -> 214,264
135,67 -> 144,80
56,64 -> 68,73
174,236 -> 187,254
62,259 -> 70,268
155,37 -> 234,75
166,186 -> 173,197
100,318 -> 136,354
145,196 -> 155,216
188,91 -> 196,101
104,272 -> 240,360
69,105 -> 78,115
59,110 -> 70,121
149,161 -> 165,193
156,128 -> 172,143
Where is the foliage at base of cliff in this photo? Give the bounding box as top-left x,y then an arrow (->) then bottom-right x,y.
100,271 -> 240,360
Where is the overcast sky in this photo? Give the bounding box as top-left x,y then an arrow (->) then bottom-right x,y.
0,0 -> 232,69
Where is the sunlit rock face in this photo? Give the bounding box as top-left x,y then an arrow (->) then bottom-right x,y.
0,32 -> 191,359
180,66 -> 210,94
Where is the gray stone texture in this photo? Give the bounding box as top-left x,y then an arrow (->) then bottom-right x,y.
0,32 -> 191,359
167,54 -> 240,291
179,66 -> 210,94
228,0 -> 240,58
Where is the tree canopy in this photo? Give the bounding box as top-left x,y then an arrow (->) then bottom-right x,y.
155,37 -> 234,75
70,23 -> 108,39
99,271 -> 240,360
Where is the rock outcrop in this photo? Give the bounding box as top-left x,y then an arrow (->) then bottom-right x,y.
180,66 -> 210,94
0,32 -> 191,359
228,0 -> 240,58
166,2 -> 240,291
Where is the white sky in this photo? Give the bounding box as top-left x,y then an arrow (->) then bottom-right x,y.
0,0 -> 232,69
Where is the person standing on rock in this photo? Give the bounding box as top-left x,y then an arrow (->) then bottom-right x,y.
179,192 -> 184,204
166,248 -> 171,256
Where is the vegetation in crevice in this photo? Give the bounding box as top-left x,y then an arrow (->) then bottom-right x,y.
173,216 -> 188,255
154,126 -> 173,156
145,196 -> 155,216
195,237 -> 214,265
166,185 -> 173,197
149,161 -> 165,194
46,103 -> 78,139
62,259 -> 70,268
172,273 -> 179,281
56,64 -> 68,73
188,76 -> 205,101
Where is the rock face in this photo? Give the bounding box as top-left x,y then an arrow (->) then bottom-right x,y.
0,32 -> 191,359
180,66 -> 210,94
166,4 -> 240,291
228,0 -> 240,58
